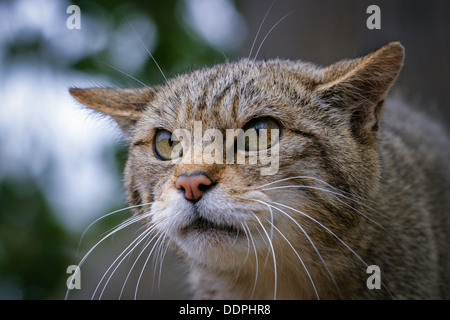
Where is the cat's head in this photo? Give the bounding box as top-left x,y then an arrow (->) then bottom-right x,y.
70,42 -> 403,273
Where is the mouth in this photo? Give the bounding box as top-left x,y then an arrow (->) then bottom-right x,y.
182,216 -> 239,235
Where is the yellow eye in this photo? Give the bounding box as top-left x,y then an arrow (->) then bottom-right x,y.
154,130 -> 183,160
239,117 -> 281,151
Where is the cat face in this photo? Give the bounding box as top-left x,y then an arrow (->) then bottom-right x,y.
70,42 -> 404,274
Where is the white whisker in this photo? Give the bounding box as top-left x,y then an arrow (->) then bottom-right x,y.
248,0 -> 277,60
99,60 -> 152,89
118,228 -> 161,299
253,214 -> 277,300
152,233 -> 168,295
94,225 -> 157,299
97,207 -> 149,241
270,200 -> 393,298
240,222 -> 251,266
262,184 -> 388,219
249,197 -> 340,299
65,211 -> 153,300
243,223 -> 258,299
268,204 -> 274,242
77,202 -> 153,254
157,238 -> 171,292
253,11 -> 294,62
126,17 -> 170,86
136,231 -> 166,299
255,175 -> 374,204
330,194 -> 389,233
232,226 -> 240,246
269,220 -> 320,300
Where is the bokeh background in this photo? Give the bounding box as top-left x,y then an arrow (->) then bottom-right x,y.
0,0 -> 448,299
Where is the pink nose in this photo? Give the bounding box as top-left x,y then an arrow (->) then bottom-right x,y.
176,173 -> 213,201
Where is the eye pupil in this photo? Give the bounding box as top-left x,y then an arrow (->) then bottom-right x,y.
255,124 -> 263,136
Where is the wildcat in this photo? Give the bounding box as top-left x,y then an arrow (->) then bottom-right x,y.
70,42 -> 450,299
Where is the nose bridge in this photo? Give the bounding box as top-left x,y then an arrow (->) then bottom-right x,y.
174,162 -> 223,182
172,119 -> 226,201
177,119 -> 231,166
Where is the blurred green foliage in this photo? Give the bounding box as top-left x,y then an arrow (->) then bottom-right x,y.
0,0 -> 236,299
72,0 -> 227,84
0,179 -> 73,299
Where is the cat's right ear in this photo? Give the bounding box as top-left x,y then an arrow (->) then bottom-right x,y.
69,87 -> 157,136
314,42 -> 404,143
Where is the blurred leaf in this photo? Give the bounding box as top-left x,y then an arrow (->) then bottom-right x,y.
0,178 -> 75,299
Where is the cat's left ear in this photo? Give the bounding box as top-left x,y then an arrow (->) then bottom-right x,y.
69,87 -> 157,136
315,42 -> 404,142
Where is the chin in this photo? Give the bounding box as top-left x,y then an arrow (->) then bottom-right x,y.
176,226 -> 250,270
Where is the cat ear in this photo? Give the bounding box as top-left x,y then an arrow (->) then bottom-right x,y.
315,42 -> 404,142
69,87 -> 157,135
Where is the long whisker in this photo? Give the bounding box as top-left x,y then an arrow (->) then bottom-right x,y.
255,175 -> 375,204
240,222 -> 251,265
99,60 -> 153,90
77,202 -> 153,253
272,201 -> 363,262
253,214 -> 277,300
253,11 -> 294,62
97,207 -> 148,241
157,238 -> 171,292
65,211 -> 153,300
125,17 -> 170,86
118,228 -> 161,299
232,226 -> 241,246
248,198 -> 340,299
242,223 -> 258,299
262,184 -> 388,220
136,231 -> 166,299
268,204 -> 274,242
94,224 -> 157,299
270,200 -> 393,298
248,0 -> 277,60
253,221 -> 272,270
241,223 -> 259,300
269,220 -> 320,300
264,185 -> 383,226
330,194 -> 389,233
152,232 -> 169,295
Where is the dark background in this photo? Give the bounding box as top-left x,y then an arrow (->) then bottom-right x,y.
239,0 -> 450,126
0,0 -> 448,299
